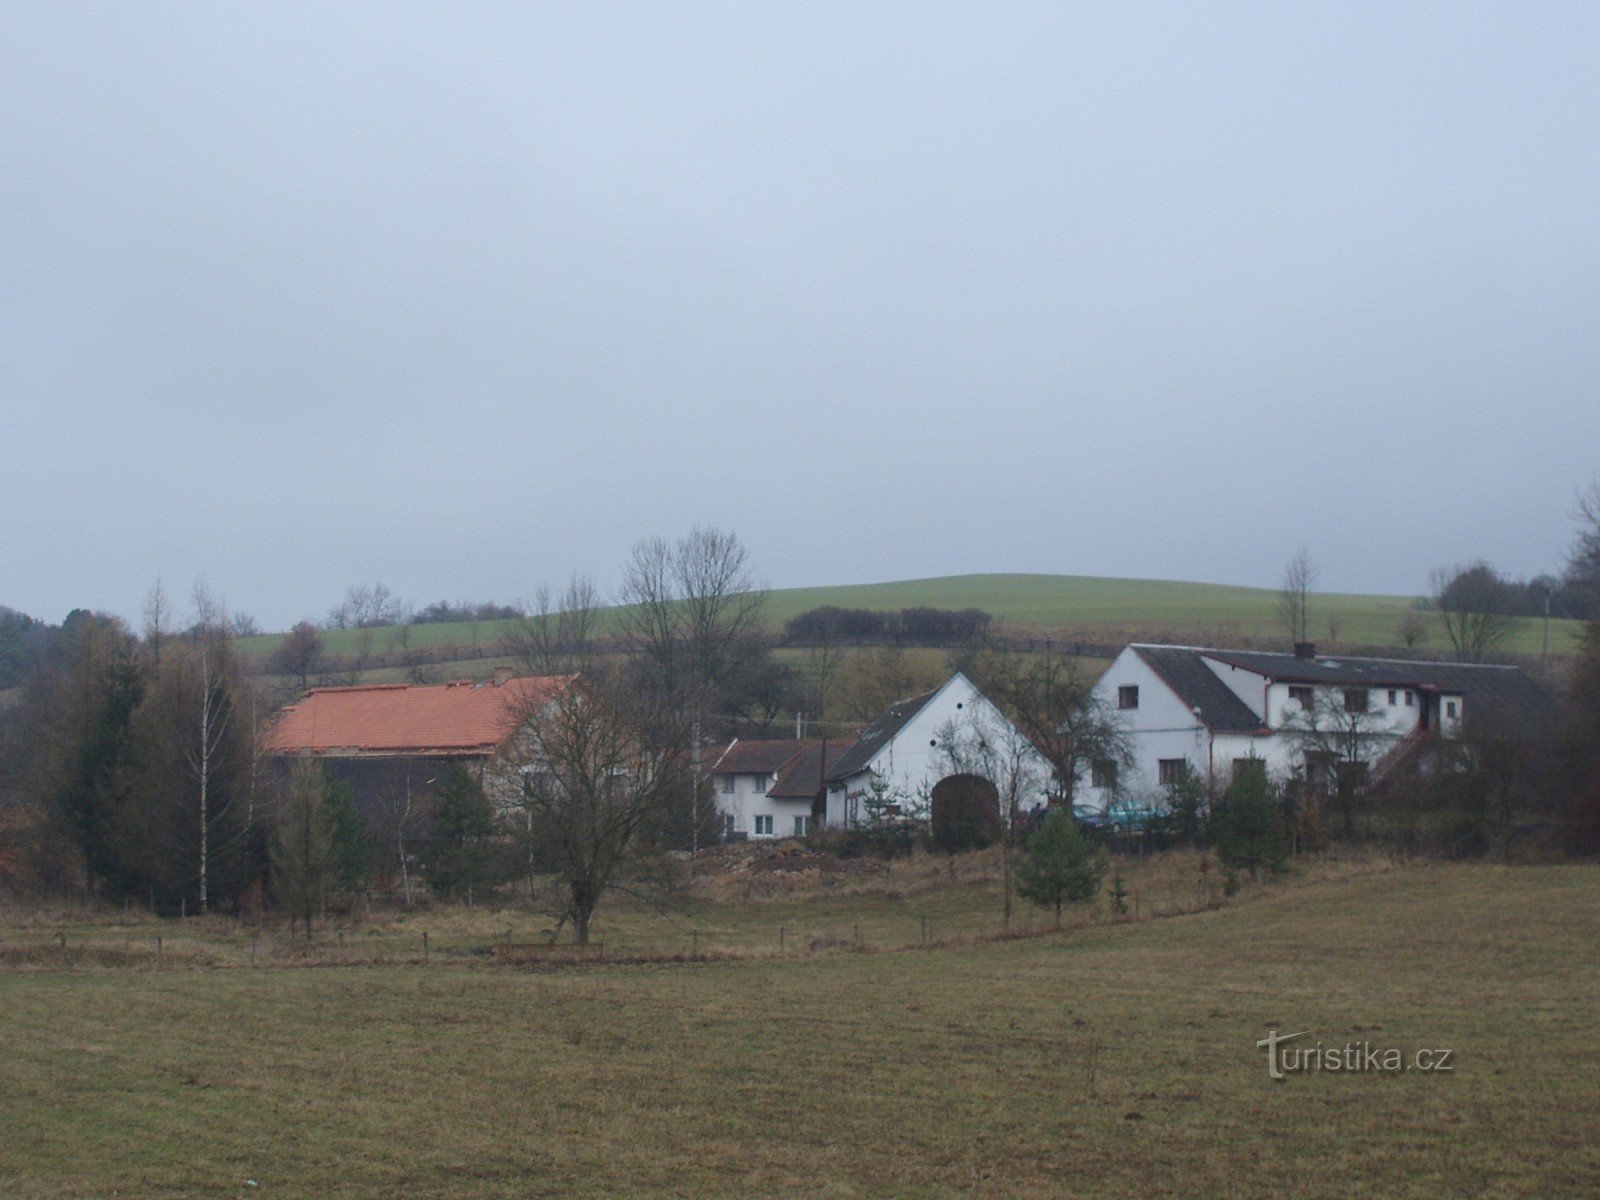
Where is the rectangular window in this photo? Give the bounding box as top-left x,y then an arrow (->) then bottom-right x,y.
1092,760 -> 1118,789
1446,700 -> 1458,719
1405,691 -> 1415,707
794,815 -> 811,837
750,773 -> 768,794
1118,685 -> 1139,710
1288,685 -> 1314,710
753,815 -> 774,836
719,776 -> 735,794
1158,758 -> 1188,786
1343,689 -> 1369,714
1387,689 -> 1397,705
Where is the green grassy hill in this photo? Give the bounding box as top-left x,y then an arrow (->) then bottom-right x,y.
238,572 -> 1582,664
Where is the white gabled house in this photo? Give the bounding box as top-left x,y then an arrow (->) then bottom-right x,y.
822,672 -> 1053,829
1081,643 -> 1556,808
707,673 -> 1053,841
707,740 -> 832,840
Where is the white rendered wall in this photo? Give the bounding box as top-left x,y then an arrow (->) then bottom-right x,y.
714,772 -> 816,838
1082,647 -> 1210,808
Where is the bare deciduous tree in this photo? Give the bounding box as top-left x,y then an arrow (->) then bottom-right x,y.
1278,547 -> 1317,647
1281,687 -> 1387,838
960,643 -> 1131,806
616,529 -> 770,853
328,583 -> 407,630
142,579 -> 172,665
1398,609 -> 1430,650
515,575 -> 603,676
271,621 -> 326,691
1430,562 -> 1522,662
506,672 -> 680,945
618,528 -> 768,712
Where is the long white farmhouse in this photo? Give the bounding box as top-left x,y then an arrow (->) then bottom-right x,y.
1081,643 -> 1555,807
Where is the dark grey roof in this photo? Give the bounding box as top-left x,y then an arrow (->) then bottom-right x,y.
824,686 -> 940,782
767,743 -> 839,800
1192,648 -> 1556,742
1132,646 -> 1267,734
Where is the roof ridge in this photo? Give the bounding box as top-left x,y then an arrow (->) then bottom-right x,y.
1203,648 -> 1522,671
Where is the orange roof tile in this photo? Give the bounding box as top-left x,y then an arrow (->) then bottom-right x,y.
264,675 -> 574,757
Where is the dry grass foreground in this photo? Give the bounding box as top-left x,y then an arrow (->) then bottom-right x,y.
1,862 -> 1597,1198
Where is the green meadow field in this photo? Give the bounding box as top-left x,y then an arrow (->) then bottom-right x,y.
2,854 -> 1596,1198
236,572 -> 1583,665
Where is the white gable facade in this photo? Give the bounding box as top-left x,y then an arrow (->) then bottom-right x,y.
822,672 -> 1052,829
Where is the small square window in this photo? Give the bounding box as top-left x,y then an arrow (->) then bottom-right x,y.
1289,685 -> 1314,710
1118,685 -> 1139,710
1092,760 -> 1118,789
1158,759 -> 1188,786
1343,689 -> 1369,714
750,773 -> 768,794
720,776 -> 735,794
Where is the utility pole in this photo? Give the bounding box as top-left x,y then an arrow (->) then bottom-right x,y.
690,713 -> 701,864
1541,584 -> 1552,674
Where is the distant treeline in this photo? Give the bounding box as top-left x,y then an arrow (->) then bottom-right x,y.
410,600 -> 522,626
1433,563 -> 1596,622
783,605 -> 993,645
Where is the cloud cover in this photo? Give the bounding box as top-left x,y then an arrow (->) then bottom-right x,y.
3,2 -> 1598,626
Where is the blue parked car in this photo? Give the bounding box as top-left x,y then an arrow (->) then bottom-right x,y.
1104,798 -> 1164,833
1071,803 -> 1111,829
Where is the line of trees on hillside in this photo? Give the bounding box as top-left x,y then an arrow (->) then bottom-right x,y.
783,605 -> 992,645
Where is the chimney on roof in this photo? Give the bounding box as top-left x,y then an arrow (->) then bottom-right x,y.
1294,642 -> 1316,659
491,666 -> 514,686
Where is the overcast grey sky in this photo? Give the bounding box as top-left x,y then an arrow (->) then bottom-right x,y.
4,2 -> 1598,628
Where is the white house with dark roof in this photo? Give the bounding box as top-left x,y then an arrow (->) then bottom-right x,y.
710,675 -> 1057,839
707,739 -> 834,839
821,672 -> 1051,829
1082,643 -> 1556,807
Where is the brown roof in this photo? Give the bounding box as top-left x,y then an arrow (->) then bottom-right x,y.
708,739 -> 828,776
265,675 -> 574,757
